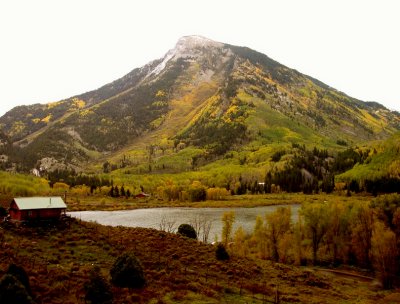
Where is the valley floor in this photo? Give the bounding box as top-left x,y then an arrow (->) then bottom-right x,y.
65,193 -> 372,212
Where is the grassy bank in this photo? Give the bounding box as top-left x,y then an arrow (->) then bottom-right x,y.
64,193 -> 373,212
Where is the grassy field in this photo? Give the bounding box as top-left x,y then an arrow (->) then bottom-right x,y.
60,192 -> 371,212
1,218 -> 397,304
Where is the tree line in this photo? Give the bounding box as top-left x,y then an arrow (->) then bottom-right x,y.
221,194 -> 400,289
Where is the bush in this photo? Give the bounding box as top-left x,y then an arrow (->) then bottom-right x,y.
7,264 -> 31,295
85,267 -> 113,304
177,224 -> 197,239
0,274 -> 33,304
336,139 -> 348,146
110,253 -> 146,289
0,206 -> 7,217
215,243 -> 230,261
206,187 -> 229,200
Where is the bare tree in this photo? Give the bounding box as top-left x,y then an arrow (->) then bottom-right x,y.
189,214 -> 213,243
201,218 -> 213,243
159,215 -> 176,233
190,215 -> 203,239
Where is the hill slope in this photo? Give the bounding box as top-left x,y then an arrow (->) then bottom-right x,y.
0,35 -> 399,173
0,219 -> 386,303
337,132 -> 400,190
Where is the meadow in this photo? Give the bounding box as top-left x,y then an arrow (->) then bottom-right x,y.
1,171 -> 400,303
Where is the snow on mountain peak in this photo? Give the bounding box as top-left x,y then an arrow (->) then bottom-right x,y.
147,36 -> 224,77
175,35 -> 223,49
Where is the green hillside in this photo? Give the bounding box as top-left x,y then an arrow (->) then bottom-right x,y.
337,132 -> 400,191
0,36 -> 399,194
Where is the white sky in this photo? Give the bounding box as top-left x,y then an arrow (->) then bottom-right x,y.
0,0 -> 399,117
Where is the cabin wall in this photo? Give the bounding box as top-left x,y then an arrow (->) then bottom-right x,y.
9,200 -> 65,221
9,201 -> 22,221
22,209 -> 62,220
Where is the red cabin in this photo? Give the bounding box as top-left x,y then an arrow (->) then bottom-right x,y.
135,192 -> 150,199
9,197 -> 67,222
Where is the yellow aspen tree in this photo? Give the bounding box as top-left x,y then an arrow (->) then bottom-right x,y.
371,221 -> 398,289
266,207 -> 292,262
221,211 -> 235,246
293,216 -> 305,266
301,202 -> 330,265
234,226 -> 248,257
278,232 -> 293,263
351,204 -> 374,268
326,202 -> 350,265
252,215 -> 268,259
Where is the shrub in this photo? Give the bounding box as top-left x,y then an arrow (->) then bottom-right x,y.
7,264 -> 31,295
110,253 -> 146,289
336,139 -> 348,146
215,243 -> 230,261
0,274 -> 33,304
84,267 -> 113,304
177,224 -> 197,239
206,187 -> 229,200
52,182 -> 70,191
0,206 -> 7,217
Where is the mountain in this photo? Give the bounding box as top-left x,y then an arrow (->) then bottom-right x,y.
0,35 -> 399,173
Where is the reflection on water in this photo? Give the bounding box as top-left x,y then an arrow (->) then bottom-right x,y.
69,205 -> 300,242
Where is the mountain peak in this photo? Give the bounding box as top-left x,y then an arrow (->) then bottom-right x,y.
175,35 -> 223,49
147,35 -> 224,77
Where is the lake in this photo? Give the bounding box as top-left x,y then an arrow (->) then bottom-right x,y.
69,204 -> 300,242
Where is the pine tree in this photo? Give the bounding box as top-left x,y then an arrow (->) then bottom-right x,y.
84,267 -> 113,304
110,253 -> 146,289
0,274 -> 33,304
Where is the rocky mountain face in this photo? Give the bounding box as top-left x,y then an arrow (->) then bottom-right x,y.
1,35 -> 399,172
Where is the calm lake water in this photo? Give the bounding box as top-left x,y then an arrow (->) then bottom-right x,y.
69,205 -> 300,242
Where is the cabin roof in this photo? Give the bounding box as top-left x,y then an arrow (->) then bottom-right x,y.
12,197 -> 67,210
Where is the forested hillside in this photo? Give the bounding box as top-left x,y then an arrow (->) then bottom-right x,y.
0,36 -> 399,195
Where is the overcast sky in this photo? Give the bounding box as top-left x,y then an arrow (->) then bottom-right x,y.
0,0 -> 399,116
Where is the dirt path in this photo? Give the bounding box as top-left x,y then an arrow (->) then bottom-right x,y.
315,268 -> 375,283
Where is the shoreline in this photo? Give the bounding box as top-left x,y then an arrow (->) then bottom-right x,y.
66,193 -> 373,212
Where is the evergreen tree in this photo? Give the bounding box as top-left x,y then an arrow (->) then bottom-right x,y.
177,224 -> 197,239
0,274 -> 33,304
264,172 -> 272,193
114,186 -> 120,197
321,174 -> 335,194
6,264 -> 31,295
110,253 -> 146,289
216,243 -> 230,261
84,267 -> 113,304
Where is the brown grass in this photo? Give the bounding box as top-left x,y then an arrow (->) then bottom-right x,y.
0,217 -> 395,303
